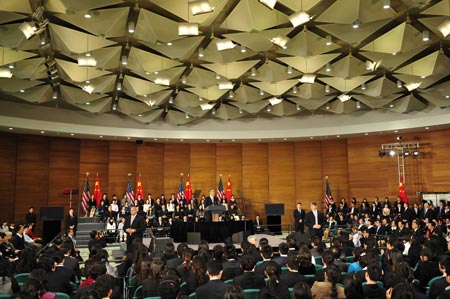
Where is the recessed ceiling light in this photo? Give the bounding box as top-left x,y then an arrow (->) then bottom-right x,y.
138,114 -> 142,117
154,138 -> 158,141
336,135 -> 340,138
127,137 -> 131,140
180,139 -> 184,142
310,137 -> 314,139
232,139 -> 235,142
394,130 -> 398,133
40,131 -> 45,134
86,102 -> 90,105
389,104 -> 394,108
84,11 -> 92,19
206,139 -> 210,142
166,42 -> 172,46
8,127 -> 13,130
365,133 -> 369,135
283,138 -> 287,141
425,127 -> 429,130
99,135 -> 103,138
19,89 -> 25,93
258,138 -> 262,142
70,133 -> 74,136
445,95 -> 450,99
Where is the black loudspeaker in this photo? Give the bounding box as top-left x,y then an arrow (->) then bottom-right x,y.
187,232 -> 201,245
264,204 -> 285,216
136,140 -> 144,145
40,207 -> 64,221
150,237 -> 173,254
232,231 -> 244,244
42,220 -> 61,243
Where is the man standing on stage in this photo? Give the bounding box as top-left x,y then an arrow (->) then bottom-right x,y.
205,189 -> 219,207
65,208 -> 78,233
305,202 -> 326,238
123,206 -> 146,249
293,203 -> 306,233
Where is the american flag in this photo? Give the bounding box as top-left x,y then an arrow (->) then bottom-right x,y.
177,175 -> 184,200
126,177 -> 135,205
81,177 -> 90,213
217,176 -> 224,201
324,177 -> 332,208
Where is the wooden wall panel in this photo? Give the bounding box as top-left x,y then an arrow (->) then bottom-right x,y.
216,144 -> 242,205
164,144 -> 190,196
136,143 -> 164,197
0,134 -> 16,222
294,141 -> 323,210
79,140 -> 109,208
108,141 -> 137,198
268,143 -> 295,225
429,130 -> 450,191
14,135 -> 49,224
242,143 -> 268,220
48,139 -> 80,213
321,140 -> 349,205
190,144 -> 216,198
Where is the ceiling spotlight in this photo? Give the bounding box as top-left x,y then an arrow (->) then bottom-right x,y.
422,30 -> 429,42
19,89 -> 25,93
240,45 -> 247,53
325,84 -> 330,93
166,42 -> 172,46
259,89 -> 265,96
77,54 -> 97,67
288,11 -> 312,27
211,109 -> 216,115
383,0 -> 390,9
216,39 -> 236,51
215,73 -> 221,80
356,101 -> 361,109
296,104 -> 301,111
396,136 -> 402,141
84,10 -> 92,19
199,96 -> 203,101
325,35 -> 332,46
8,63 -> 14,69
112,102 -> 117,110
259,0 -> 277,9
121,55 -> 128,65
189,0 -> 214,15
325,63 -> 331,72
292,86 -> 298,94
181,75 -> 187,84
128,21 -> 135,33
198,47 -> 204,58
352,19 -> 360,29
361,83 -> 366,90
168,96 -> 174,104
116,81 -> 122,91
325,104 -> 330,110
287,65 -> 293,74
178,23 -> 199,36
403,151 -> 410,157
251,67 -> 257,76
389,150 -> 396,157
338,94 -> 352,102
218,81 -> 234,90
266,105 -> 272,112
438,19 -> 450,37
185,113 -> 190,119
389,103 -> 394,108
271,35 -> 290,48
239,108 -> 243,114
228,91 -> 235,99
0,68 -> 13,78
52,90 -> 58,99
397,80 -> 402,88
299,74 -> 316,83
412,150 -> 420,157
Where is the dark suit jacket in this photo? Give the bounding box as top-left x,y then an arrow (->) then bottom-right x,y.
166,256 -> 183,269
279,271 -> 306,299
420,208 -> 435,221
255,260 -> 273,276
11,234 -> 25,251
233,271 -> 266,290
46,269 -> 72,294
272,255 -> 287,266
123,214 -> 146,245
25,212 -> 37,226
293,209 -> 306,232
429,276 -> 448,299
65,214 -> 78,231
222,259 -> 242,281
195,279 -> 231,299
304,210 -> 326,237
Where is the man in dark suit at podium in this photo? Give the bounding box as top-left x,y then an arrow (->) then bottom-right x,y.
205,189 -> 219,207
293,203 -> 306,233
65,208 -> 78,233
305,202 -> 326,238
124,206 -> 146,249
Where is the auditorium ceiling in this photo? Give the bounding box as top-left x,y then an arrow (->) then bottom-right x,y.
0,0 -> 450,137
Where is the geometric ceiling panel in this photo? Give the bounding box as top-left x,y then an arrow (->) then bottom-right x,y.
278,0 -> 321,12
49,24 -> 117,54
186,67 -> 222,88
10,84 -> 53,104
290,83 -> 337,100
0,78 -> 43,93
0,11 -> 27,24
56,59 -> 111,82
393,73 -> 447,89
73,75 -> 116,95
134,90 -> 172,107
233,85 -> 268,103
359,77 -> 401,98
134,9 -> 181,44
0,23 -> 40,50
231,100 -> 269,114
278,54 -> 340,73
315,0 -> 397,24
140,67 -> 186,87
44,0 -> 123,13
249,80 -> 299,96
395,51 -> 447,77
291,96 -> 335,111
386,94 -> 427,113
128,47 -> 182,74
214,104 -> 243,120
276,30 -> 341,57
202,42 -> 258,63
360,47 -> 426,70
165,109 -> 197,125
421,0 -> 450,16
0,47 -> 37,65
325,99 -> 358,114
174,91 -> 206,109
320,76 -> 375,92
141,37 -> 205,60
123,76 -> 168,97
317,54 -> 369,78
252,61 -> 301,82
361,22 -> 428,54
222,0 -> 289,32
117,98 -> 156,116
56,7 -> 128,38
353,94 -> 400,109
419,16 -> 450,41
202,60 -> 260,80
317,18 -> 392,46
129,108 -> 164,124
267,100 -> 299,117
73,97 -> 113,114
176,106 -> 210,118
186,86 -> 228,101
419,81 -> 450,108
0,0 -> 32,13
11,58 -> 47,80
67,46 -> 121,70
224,29 -> 292,52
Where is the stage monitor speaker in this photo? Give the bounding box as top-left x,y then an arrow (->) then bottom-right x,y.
150,237 -> 173,254
187,232 -> 201,245
264,204 -> 285,216
136,139 -> 144,145
294,232 -> 310,247
40,207 -> 64,221
232,231 -> 244,244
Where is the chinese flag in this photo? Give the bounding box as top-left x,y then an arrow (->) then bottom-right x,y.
93,174 -> 102,206
185,174 -> 192,204
398,176 -> 408,203
225,175 -> 232,203
136,175 -> 144,199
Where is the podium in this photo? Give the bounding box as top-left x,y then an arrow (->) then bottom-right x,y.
40,206 -> 64,242
205,205 -> 226,222
265,204 -> 284,235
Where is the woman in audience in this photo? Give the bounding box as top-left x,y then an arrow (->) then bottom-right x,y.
292,281 -> 312,299
343,273 -> 364,299
298,245 -> 315,275
224,285 -> 245,299
185,256 -> 208,295
15,246 -> 37,274
141,259 -> 164,298
259,261 -> 281,299
311,264 -> 345,299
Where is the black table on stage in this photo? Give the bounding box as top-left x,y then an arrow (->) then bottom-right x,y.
170,220 -> 254,243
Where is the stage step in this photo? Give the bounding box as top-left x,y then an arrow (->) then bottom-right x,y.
76,219 -> 105,246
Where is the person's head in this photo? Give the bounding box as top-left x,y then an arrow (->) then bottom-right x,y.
93,274 -> 115,298
292,281 -> 312,299
206,261 -> 223,278
79,291 -> 101,299
365,263 -> 381,283
21,278 -> 46,299
325,264 -> 341,284
158,279 -> 180,299
224,244 -> 237,260
130,206 -> 137,216
296,203 -> 302,209
90,262 -> 107,280
240,255 -> 256,272
321,250 -> 334,266
29,207 -> 34,213
209,189 -> 215,197
278,242 -> 289,255
286,253 -> 299,270
264,261 -> 281,291
224,285 -> 245,299
390,282 -> 416,299
310,202 -> 317,211
261,244 -> 273,260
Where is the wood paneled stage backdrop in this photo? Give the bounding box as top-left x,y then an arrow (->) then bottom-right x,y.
1,129 -> 450,231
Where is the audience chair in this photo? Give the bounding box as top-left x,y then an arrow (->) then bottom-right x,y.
315,264 -> 323,271
224,279 -> 233,284
143,297 -> 160,299
14,273 -> 30,286
132,285 -> 143,299
244,289 -> 260,299
426,276 -> 444,297
55,292 -> 71,299
314,256 -> 322,265
345,256 -> 355,263
0,294 -> 11,299
304,274 -> 315,286
188,292 -> 196,298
